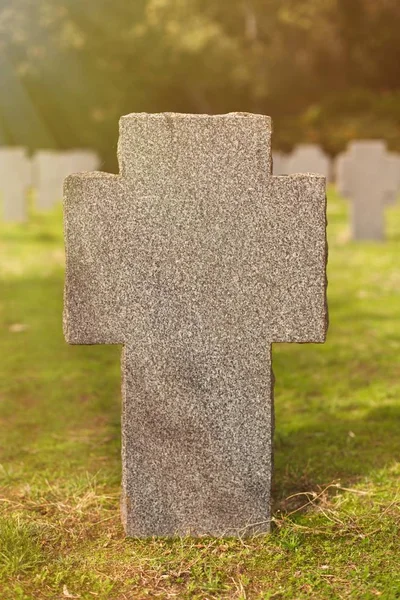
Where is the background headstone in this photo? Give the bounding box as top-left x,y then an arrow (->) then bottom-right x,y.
65,150 -> 101,176
336,140 -> 399,240
64,112 -> 328,537
285,144 -> 332,180
272,151 -> 289,175
388,152 -> 400,202
32,149 -> 100,211
32,150 -> 61,211
0,147 -> 31,223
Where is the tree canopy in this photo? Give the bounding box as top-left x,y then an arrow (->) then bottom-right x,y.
0,0 -> 399,169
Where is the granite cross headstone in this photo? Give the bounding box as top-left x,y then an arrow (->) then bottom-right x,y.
286,144 -> 332,181
0,147 -> 30,222
63,113 -> 328,537
336,140 -> 399,240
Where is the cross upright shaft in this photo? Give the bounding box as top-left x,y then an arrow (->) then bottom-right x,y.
64,113 -> 328,537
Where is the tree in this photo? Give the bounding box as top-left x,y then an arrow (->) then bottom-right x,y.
0,0 -> 399,165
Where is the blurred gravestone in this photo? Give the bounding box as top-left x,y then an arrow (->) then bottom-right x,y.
65,150 -> 100,177
286,144 -> 332,180
272,151 -> 289,175
0,148 -> 31,222
32,150 -> 62,210
64,112 -> 328,537
336,141 -> 400,240
32,150 -> 100,211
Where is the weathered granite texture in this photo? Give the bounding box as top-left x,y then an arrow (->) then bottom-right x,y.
0,147 -> 30,222
336,140 -> 400,241
64,113 -> 328,537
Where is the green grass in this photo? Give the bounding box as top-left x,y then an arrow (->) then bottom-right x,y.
0,190 -> 399,599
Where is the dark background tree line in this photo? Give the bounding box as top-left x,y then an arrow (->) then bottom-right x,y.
0,0 -> 399,171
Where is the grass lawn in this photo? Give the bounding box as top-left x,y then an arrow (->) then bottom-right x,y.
0,188 -> 399,599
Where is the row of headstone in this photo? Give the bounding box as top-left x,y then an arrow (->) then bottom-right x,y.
273,142 -> 400,240
0,148 -> 100,222
2,141 -> 399,240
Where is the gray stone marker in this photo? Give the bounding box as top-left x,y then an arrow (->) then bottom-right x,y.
32,149 -> 100,211
286,144 -> 332,181
0,147 -> 31,222
64,113 -> 328,537
336,140 -> 400,240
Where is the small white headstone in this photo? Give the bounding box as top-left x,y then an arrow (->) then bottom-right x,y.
0,147 -> 31,223
32,150 -> 100,211
336,140 -> 399,240
63,112 -> 328,537
65,150 -> 101,176
286,144 -> 332,180
32,150 -> 65,211
272,151 -> 289,175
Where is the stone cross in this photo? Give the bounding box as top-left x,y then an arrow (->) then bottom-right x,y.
286,144 -> 332,181
0,147 -> 30,222
63,113 -> 328,537
32,149 -> 100,211
336,140 -> 400,240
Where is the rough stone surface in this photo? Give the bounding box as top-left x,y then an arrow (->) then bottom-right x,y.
63,113 -> 328,537
286,144 -> 332,181
0,147 -> 30,222
336,140 -> 400,240
33,149 -> 100,210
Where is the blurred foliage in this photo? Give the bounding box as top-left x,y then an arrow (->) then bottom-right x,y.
0,0 -> 399,169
